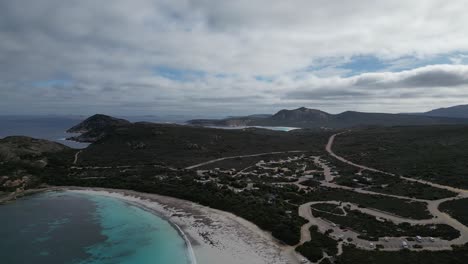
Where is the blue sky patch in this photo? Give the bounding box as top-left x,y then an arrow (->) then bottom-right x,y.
255,75 -> 274,82
310,52 -> 468,77
153,66 -> 206,81
341,55 -> 389,76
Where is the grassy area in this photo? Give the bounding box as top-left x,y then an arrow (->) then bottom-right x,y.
197,153 -> 295,170
0,137 -> 75,192
77,123 -> 329,168
296,226 -> 338,262
311,203 -> 346,215
336,244 -> 468,264
305,188 -> 432,220
332,125 -> 468,189
313,205 -> 460,241
325,157 -> 457,200
440,198 -> 468,227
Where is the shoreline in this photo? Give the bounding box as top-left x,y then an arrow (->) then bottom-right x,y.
4,186 -> 302,264
67,188 -> 198,264
91,189 -> 198,264
0,186 -> 63,204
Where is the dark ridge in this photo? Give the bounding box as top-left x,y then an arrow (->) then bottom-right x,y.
66,114 -> 131,134
188,107 -> 468,129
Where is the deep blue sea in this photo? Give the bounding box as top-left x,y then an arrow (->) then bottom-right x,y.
0,191 -> 191,264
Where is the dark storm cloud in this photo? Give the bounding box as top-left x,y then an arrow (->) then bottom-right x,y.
353,65 -> 468,89
396,70 -> 468,88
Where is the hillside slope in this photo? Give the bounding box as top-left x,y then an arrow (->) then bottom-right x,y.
189,107 -> 468,128
67,114 -> 131,142
422,104 -> 468,119
0,136 -> 71,192
73,122 -> 330,167
67,114 -> 130,133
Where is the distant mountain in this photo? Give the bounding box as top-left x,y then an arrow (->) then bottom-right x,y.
267,107 -> 331,126
246,114 -> 272,119
67,114 -> 131,134
188,107 -> 468,129
421,104 -> 468,119
67,114 -> 131,142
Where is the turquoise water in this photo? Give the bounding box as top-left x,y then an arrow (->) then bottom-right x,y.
0,191 -> 191,264
209,125 -> 299,131
253,126 -> 299,131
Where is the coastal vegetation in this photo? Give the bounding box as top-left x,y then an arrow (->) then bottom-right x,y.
440,198 -> 468,227
43,166 -> 306,245
332,125 -> 468,189
326,155 -> 457,200
2,116 -> 468,263
312,205 -> 460,241
336,244 -> 468,264
303,187 -> 432,220
74,122 -> 329,167
0,136 -> 74,192
296,226 -> 338,262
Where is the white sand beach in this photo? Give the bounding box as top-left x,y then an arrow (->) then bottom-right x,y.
66,187 -> 303,264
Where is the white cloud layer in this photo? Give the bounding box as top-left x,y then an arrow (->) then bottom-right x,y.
1,0 -> 468,115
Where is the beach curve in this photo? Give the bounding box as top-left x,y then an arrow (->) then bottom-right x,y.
64,187 -> 300,264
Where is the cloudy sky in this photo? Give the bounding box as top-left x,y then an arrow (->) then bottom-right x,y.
1,0 -> 468,117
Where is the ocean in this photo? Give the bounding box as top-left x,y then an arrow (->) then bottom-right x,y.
0,191 -> 191,264
0,115 -> 292,264
0,116 -> 89,148
0,115 -> 184,149
0,115 -> 298,150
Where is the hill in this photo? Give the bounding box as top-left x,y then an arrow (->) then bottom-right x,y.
66,114 -> 131,142
0,136 -> 69,163
188,107 -> 468,128
0,136 -> 71,192
73,121 -> 330,167
67,114 -> 131,133
421,104 -> 468,119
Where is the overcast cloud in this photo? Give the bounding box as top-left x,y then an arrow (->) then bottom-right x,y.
1,0 -> 468,116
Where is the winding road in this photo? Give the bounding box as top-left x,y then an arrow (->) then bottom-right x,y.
293,132 -> 468,255
326,132 -> 468,195
185,150 -> 307,170
73,150 -> 82,165
184,132 -> 468,262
